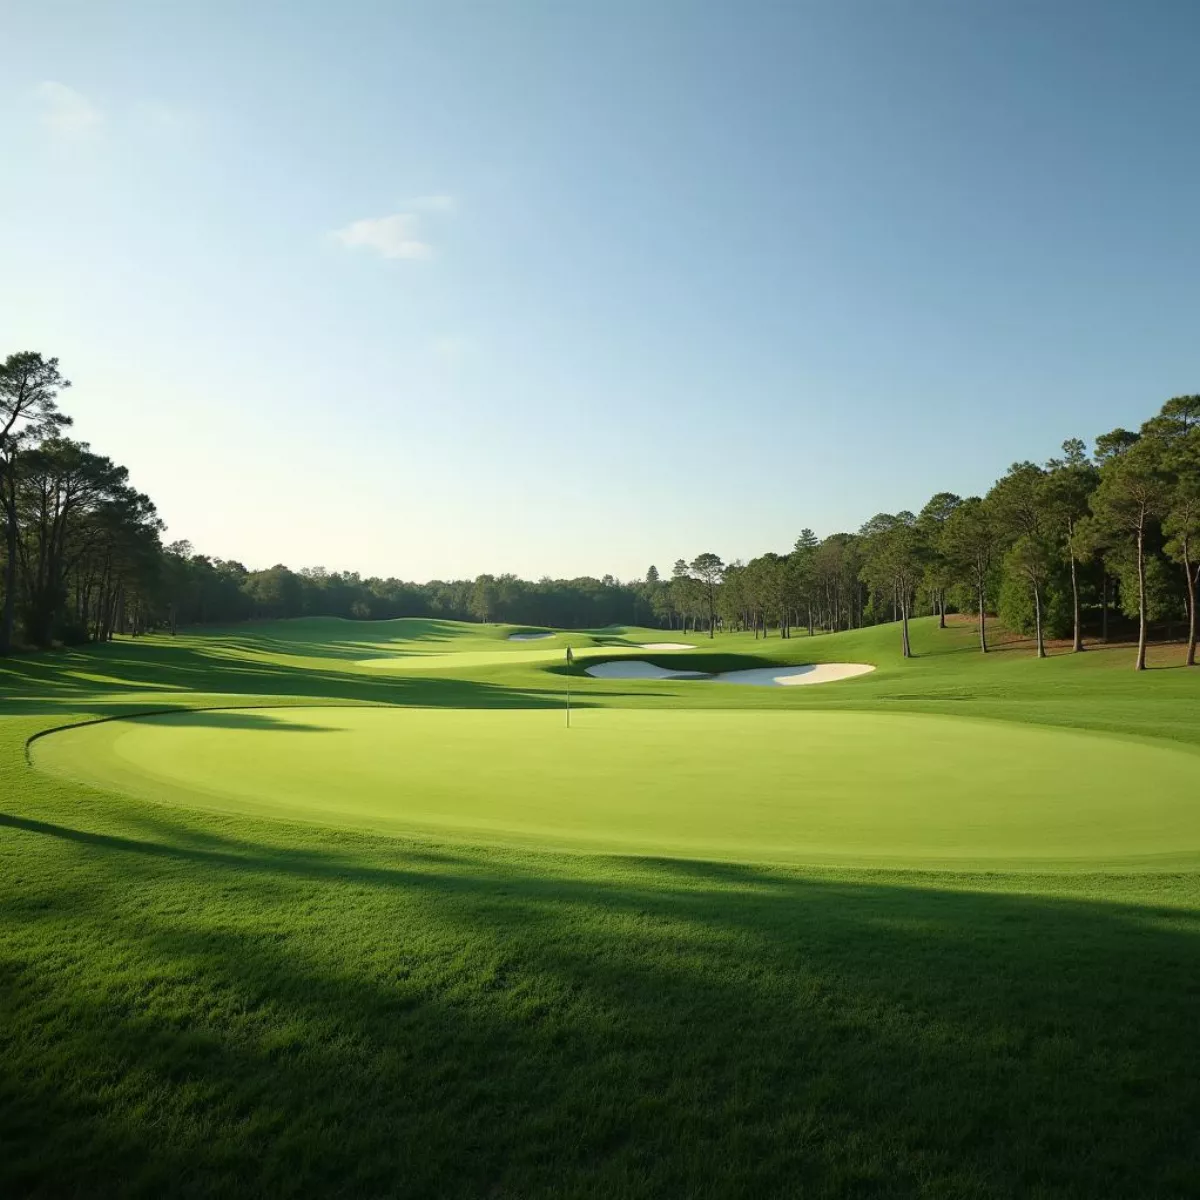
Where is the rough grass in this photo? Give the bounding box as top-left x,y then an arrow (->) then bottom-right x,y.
2,616 -> 1200,1197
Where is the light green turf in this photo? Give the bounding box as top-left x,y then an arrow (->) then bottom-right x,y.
32,705 -> 1200,869
353,640 -> 680,670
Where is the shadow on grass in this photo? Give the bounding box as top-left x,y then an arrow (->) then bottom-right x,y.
178,617 -> 497,659
2,805 -> 1199,1197
0,636 -> 683,720
0,652 -> 644,723
89,709 -> 347,732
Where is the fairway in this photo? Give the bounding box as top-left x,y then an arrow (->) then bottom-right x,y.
32,705 -> 1200,868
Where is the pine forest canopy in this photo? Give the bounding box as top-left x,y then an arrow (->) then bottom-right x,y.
2,350 -> 1198,670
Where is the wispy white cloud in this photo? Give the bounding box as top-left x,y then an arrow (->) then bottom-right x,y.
412,194 -> 457,213
332,194 -> 457,262
332,213 -> 433,260
35,81 -> 103,137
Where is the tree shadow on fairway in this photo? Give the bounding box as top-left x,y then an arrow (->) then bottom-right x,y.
116,709 -> 345,732
2,803 -> 1200,1198
180,618 -> 494,660
0,638 -> 676,719
0,653 -> 631,722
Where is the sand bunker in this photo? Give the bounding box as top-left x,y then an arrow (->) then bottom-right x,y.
585,661 -> 874,686
508,632 -> 555,641
585,661 -> 710,681
636,642 -> 695,650
716,663 -> 875,686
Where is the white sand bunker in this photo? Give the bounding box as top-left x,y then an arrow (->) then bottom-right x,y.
716,663 -> 875,686
508,632 -> 555,641
636,642 -> 695,650
585,660 -> 711,681
585,661 -> 875,686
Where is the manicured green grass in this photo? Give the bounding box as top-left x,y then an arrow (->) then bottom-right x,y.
33,707 -> 1200,870
2,616 -> 1200,1197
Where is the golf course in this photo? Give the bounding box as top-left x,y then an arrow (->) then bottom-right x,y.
3,616 -> 1199,1196
10,0 -> 1200,1192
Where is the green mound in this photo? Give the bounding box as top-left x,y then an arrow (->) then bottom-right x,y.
33,706 -> 1200,869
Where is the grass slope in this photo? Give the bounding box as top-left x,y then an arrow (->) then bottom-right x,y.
2,617 -> 1200,1197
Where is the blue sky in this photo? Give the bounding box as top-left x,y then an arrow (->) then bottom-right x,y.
3,0 -> 1197,581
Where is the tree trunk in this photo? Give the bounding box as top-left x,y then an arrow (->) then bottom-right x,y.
900,595 -> 911,658
1100,573 -> 1109,642
1033,582 -> 1046,658
1135,523 -> 1148,671
1,503 -> 16,655
938,590 -> 946,629
1068,549 -> 1083,653
1186,558 -> 1197,667
978,584 -> 988,653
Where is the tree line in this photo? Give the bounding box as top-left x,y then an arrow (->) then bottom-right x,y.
645,403 -> 1199,670
2,350 -> 1197,669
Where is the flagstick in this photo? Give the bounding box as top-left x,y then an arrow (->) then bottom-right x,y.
565,644 -> 572,729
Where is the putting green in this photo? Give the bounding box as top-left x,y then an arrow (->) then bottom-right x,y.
31,706 -> 1200,869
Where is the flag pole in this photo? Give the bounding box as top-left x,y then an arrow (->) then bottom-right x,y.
565,644 -> 573,728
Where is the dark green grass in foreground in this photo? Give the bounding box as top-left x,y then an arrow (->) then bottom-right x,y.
2,617 -> 1200,1197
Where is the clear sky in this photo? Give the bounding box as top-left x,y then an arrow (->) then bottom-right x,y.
3,1 -> 1197,582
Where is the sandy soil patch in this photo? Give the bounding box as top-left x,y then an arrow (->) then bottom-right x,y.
508,632 -> 555,641
636,642 -> 695,650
